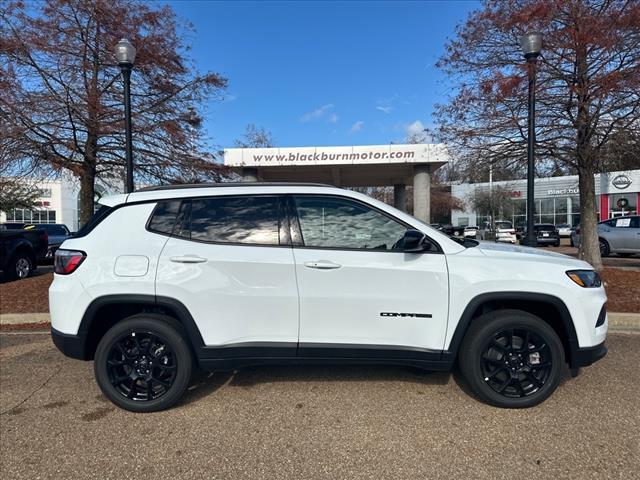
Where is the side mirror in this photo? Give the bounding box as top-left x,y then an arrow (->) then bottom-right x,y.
402,229 -> 431,253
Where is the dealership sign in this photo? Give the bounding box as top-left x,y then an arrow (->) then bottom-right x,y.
612,174 -> 632,190
224,144 -> 448,167
547,187 -> 579,195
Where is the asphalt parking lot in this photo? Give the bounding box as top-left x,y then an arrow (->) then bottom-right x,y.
1,333 -> 638,479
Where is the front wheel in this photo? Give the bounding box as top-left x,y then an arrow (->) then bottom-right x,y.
458,310 -> 565,408
599,238 -> 610,257
94,314 -> 193,412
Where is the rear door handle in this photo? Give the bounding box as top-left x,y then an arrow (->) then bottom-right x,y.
304,260 -> 342,270
170,255 -> 207,264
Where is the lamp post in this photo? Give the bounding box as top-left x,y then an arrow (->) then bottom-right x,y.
520,32 -> 542,247
115,38 -> 136,193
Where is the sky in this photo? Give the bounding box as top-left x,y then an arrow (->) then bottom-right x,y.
169,0 -> 479,149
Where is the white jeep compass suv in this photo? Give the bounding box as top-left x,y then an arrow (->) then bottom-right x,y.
50,183 -> 608,412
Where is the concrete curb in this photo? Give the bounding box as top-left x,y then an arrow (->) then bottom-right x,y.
1,311 -> 639,332
0,313 -> 51,325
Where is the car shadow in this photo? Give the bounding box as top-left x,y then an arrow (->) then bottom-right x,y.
180,364 -> 452,407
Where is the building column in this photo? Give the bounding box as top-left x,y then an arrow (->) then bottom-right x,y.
566,196 -> 572,225
393,184 -> 406,212
413,164 -> 431,223
241,167 -> 259,182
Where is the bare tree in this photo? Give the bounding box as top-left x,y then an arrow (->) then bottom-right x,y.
234,124 -> 275,149
1,0 -> 227,224
435,0 -> 640,270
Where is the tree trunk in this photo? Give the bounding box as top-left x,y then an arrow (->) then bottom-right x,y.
577,165 -> 602,270
575,37 -> 603,271
78,163 -> 96,227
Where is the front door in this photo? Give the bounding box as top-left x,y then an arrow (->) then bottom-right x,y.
155,195 -> 299,352
289,194 -> 449,356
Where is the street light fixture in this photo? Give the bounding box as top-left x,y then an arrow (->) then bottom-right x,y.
115,38 -> 136,193
520,32 -> 542,247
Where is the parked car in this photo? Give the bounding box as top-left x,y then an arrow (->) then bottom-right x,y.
572,216 -> 640,257
50,183 -> 607,412
521,224 -> 561,247
0,226 -> 48,280
556,224 -> 572,238
464,226 -> 478,238
478,220 -> 517,244
25,223 -> 73,262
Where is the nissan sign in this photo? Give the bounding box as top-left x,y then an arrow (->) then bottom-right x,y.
612,174 -> 632,190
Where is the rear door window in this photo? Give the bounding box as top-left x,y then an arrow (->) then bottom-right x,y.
187,196 -> 281,245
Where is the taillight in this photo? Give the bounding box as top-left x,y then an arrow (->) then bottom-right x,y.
54,250 -> 86,275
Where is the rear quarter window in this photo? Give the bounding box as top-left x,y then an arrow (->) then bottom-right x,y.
147,200 -> 182,235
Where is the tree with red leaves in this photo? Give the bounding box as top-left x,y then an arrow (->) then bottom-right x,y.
436,0 -> 640,269
1,0 -> 227,224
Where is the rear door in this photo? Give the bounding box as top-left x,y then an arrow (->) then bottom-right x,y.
155,195 -> 299,352
289,194 -> 449,356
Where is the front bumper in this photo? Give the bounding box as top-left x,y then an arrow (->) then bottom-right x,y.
572,341 -> 607,368
51,327 -> 87,360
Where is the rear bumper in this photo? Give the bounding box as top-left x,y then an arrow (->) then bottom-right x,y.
536,237 -> 560,244
51,327 -> 87,360
572,341 -> 607,368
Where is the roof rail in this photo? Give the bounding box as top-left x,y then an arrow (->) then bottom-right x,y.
136,181 -> 334,192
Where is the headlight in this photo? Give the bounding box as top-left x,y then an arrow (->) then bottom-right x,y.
566,270 -> 601,288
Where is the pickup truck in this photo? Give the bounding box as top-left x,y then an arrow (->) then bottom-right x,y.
0,227 -> 49,280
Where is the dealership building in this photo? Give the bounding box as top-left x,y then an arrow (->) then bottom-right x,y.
224,143 -> 448,223
451,169 -> 640,228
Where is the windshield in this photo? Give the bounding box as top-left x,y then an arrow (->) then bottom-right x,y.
74,205 -> 113,237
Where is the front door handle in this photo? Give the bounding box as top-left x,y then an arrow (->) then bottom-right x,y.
170,255 -> 207,264
304,260 -> 342,270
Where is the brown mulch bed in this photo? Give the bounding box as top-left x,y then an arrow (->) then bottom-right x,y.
0,273 -> 53,315
0,269 -> 638,316
600,268 -> 640,314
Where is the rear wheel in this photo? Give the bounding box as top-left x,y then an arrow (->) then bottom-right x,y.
94,314 -> 193,412
599,238 -> 610,257
458,310 -> 565,408
5,253 -> 33,280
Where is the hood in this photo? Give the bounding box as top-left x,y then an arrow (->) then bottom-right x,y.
474,241 -> 593,269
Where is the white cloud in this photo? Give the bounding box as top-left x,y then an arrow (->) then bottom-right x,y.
224,94 -> 238,102
406,120 -> 426,137
349,120 -> 364,134
376,105 -> 393,114
329,113 -> 339,123
300,103 -> 334,122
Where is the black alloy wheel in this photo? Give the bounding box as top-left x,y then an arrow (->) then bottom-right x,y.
94,315 -> 192,412
599,238 -> 610,257
458,310 -> 564,408
105,330 -> 177,401
480,328 -> 552,398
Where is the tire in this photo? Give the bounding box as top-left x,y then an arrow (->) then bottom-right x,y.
599,238 -> 610,257
94,314 -> 193,412
458,309 -> 565,408
5,252 -> 33,281
554,241 -> 560,247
